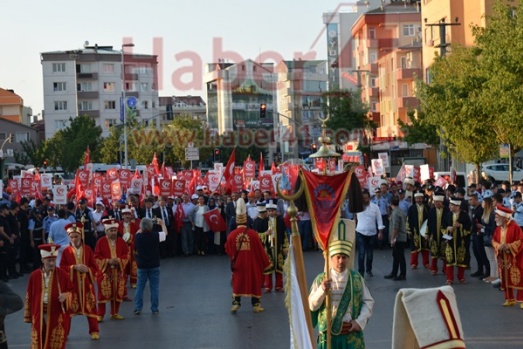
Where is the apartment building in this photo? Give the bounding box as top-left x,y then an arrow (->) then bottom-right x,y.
158,95 -> 206,124
41,43 -> 159,139
275,60 -> 328,159
0,88 -> 24,123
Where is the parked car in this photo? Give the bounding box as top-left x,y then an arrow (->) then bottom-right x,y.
481,163 -> 523,183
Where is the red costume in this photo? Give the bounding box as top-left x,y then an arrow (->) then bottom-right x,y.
60,243 -> 100,336
94,236 -> 129,319
225,225 -> 270,299
118,220 -> 139,287
492,219 -> 523,303
24,267 -> 73,349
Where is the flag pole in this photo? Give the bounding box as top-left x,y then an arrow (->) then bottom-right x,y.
277,178 -> 314,347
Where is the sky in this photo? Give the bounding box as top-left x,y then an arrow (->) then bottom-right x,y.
1,0 -> 349,115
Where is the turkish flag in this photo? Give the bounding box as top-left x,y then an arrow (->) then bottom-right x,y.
203,208 -> 226,233
174,203 -> 185,234
223,148 -> 236,181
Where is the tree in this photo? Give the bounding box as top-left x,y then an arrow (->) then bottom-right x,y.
417,43 -> 497,182
322,89 -> 374,141
44,115 -> 103,173
398,109 -> 440,147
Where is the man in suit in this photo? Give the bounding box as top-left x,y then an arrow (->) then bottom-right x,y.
141,197 -> 155,220
226,192 -> 239,235
154,196 -> 174,257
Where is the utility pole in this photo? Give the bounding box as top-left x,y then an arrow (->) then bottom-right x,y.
426,17 -> 461,171
350,67 -> 370,89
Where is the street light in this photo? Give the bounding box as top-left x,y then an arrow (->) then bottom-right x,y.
121,43 -> 135,169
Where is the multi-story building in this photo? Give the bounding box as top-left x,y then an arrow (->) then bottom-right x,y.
158,95 -> 206,124
0,88 -> 24,123
421,0 -> 518,81
205,59 -> 276,156
41,43 -> 159,139
0,118 -> 38,165
352,1 -> 422,137
322,0 -> 384,91
275,60 -> 328,159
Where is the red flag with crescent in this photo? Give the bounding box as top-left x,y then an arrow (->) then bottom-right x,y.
301,170 -> 353,251
203,208 -> 227,233
174,203 -> 185,234
223,148 -> 236,181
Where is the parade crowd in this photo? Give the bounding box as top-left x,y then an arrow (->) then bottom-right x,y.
0,172 -> 522,348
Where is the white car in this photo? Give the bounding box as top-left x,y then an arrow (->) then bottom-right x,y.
481,163 -> 523,183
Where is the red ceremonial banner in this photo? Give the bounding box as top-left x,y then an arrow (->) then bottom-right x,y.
301,170 -> 353,251
93,175 -> 103,192
76,169 -> 90,188
354,165 -> 369,188
243,160 -> 256,178
20,178 -> 32,196
101,180 -> 112,200
110,181 -> 121,202
172,180 -> 185,198
120,169 -> 131,188
259,174 -> 273,194
84,187 -> 95,207
203,208 -> 227,233
159,179 -> 172,197
106,168 -> 119,182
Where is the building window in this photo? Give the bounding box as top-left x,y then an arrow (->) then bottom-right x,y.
53,82 -> 67,92
15,132 -> 29,143
371,101 -> 378,112
52,63 -> 66,72
0,133 -> 6,141
0,106 -> 3,115
103,82 -> 116,91
125,82 -> 138,91
402,84 -> 409,97
55,120 -> 68,131
369,52 -> 377,64
368,28 -> 376,40
104,100 -> 116,110
141,100 -> 149,109
140,83 -> 149,92
54,101 -> 68,111
76,64 -> 91,73
77,82 -> 92,91
103,64 -> 115,73
152,101 -> 156,109
104,118 -> 118,128
403,24 -> 415,37
370,77 -> 377,87
78,101 -> 93,111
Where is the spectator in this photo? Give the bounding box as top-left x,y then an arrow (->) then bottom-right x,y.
133,217 -> 167,315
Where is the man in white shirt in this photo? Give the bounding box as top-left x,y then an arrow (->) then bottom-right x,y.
355,190 -> 384,278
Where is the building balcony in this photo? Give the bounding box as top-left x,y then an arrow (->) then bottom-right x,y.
79,110 -> 100,118
77,72 -> 98,80
125,73 -> 139,81
396,67 -> 422,80
77,91 -> 99,99
397,96 -> 419,109
366,87 -> 379,97
125,91 -> 139,98
366,38 -> 399,50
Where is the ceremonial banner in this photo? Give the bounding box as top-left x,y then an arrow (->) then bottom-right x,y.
378,152 -> 390,168
404,165 -> 414,179
106,168 -> 119,182
207,171 -> 221,193
259,174 -> 273,194
53,185 -> 68,205
8,180 -> 19,198
354,165 -> 369,188
101,180 -> 112,200
84,187 -> 95,207
371,158 -> 385,176
243,159 -> 256,178
413,166 -> 421,183
130,178 -> 143,195
76,169 -> 90,188
119,169 -> 131,188
110,181 -> 121,202
20,177 -> 32,196
93,175 -> 103,192
301,170 -> 353,250
172,180 -> 185,198
31,180 -> 41,199
368,176 -> 381,193
159,179 -> 172,197
203,208 -> 227,233
41,174 -> 53,189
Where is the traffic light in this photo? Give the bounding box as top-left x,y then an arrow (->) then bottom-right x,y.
213,148 -> 220,162
43,160 -> 48,169
311,144 -> 317,152
259,103 -> 267,118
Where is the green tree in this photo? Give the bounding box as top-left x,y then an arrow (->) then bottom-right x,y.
44,115 -> 103,173
322,89 -> 374,140
398,109 -> 440,147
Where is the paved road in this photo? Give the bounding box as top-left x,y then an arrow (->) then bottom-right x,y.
5,248 -> 523,348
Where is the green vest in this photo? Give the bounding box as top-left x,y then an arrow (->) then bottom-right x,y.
310,270 -> 366,349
